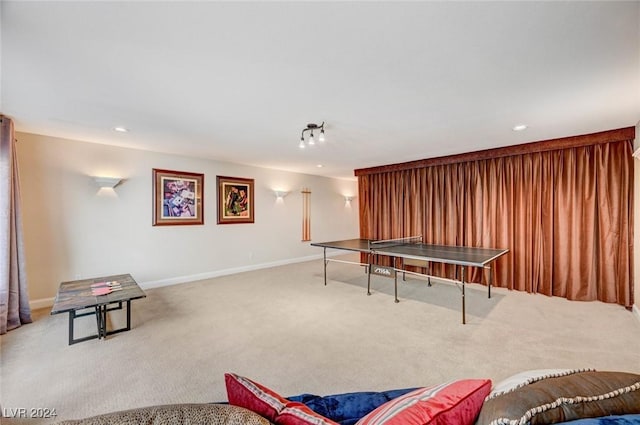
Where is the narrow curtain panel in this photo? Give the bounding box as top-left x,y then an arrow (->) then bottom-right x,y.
0,116 -> 32,334
358,172 -> 405,267
358,140 -> 633,307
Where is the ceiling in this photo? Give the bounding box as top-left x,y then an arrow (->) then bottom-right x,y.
1,1 -> 639,180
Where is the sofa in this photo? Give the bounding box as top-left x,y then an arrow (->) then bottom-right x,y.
56,369 -> 640,425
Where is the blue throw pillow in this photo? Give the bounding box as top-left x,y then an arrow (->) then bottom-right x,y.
288,388 -> 418,425
558,414 -> 640,424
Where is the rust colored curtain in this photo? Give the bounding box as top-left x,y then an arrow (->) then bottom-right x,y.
358,140 -> 633,307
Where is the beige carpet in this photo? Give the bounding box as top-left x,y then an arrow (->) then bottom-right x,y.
2,254 -> 640,423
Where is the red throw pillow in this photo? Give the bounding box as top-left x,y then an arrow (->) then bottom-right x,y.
225,373 -> 289,422
355,379 -> 492,425
225,373 -> 338,425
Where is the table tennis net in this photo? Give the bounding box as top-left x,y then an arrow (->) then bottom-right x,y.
368,236 -> 423,250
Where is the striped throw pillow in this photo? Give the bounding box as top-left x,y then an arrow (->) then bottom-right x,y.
277,402 -> 340,425
225,373 -> 289,422
225,373 -> 339,425
356,379 -> 492,425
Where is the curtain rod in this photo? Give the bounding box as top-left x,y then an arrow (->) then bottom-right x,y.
354,126 -> 635,177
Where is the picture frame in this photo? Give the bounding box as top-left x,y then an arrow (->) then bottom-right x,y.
217,175 -> 255,224
152,168 -> 204,226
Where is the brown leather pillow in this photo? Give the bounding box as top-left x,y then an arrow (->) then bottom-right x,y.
476,371 -> 640,425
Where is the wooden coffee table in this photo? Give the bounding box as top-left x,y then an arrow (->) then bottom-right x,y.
51,273 -> 146,345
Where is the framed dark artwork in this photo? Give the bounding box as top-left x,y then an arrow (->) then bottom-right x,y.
217,176 -> 255,224
152,168 -> 204,226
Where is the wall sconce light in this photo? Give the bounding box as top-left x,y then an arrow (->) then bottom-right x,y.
274,190 -> 290,199
344,195 -> 356,203
93,176 -> 122,189
299,122 -> 326,149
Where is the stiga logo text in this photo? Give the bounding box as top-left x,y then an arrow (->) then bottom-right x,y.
372,266 -> 395,277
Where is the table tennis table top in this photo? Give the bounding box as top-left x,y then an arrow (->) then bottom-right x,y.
310,238 -> 508,268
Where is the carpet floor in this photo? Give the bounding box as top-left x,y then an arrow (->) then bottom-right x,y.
2,254 -> 640,423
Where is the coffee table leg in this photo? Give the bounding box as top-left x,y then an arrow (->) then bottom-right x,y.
68,309 -> 103,345
101,305 -> 108,338
95,307 -> 99,338
96,305 -> 110,339
126,300 -> 131,331
68,311 -> 75,346
101,306 -> 105,338
95,306 -> 103,339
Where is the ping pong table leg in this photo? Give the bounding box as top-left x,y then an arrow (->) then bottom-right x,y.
388,257 -> 399,303
461,266 -> 466,325
366,252 -> 372,296
393,270 -> 400,303
488,265 -> 493,299
323,247 -> 327,286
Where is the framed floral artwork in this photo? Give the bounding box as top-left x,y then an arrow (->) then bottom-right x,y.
152,168 -> 204,226
217,176 -> 255,224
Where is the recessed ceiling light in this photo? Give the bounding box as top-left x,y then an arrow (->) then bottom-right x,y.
512,124 -> 528,132
113,126 -> 129,133
316,164 -> 323,168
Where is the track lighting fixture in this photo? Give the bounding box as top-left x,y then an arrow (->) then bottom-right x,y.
299,122 -> 326,149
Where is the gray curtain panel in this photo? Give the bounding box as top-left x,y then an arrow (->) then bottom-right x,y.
0,116 -> 32,334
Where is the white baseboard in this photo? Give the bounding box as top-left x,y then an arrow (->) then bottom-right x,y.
30,297 -> 56,310
139,253 -> 327,290
29,251 -> 346,310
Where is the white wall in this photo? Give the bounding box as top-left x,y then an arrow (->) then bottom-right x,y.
16,132 -> 359,305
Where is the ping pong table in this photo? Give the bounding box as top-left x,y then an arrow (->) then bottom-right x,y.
310,237 -> 509,324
